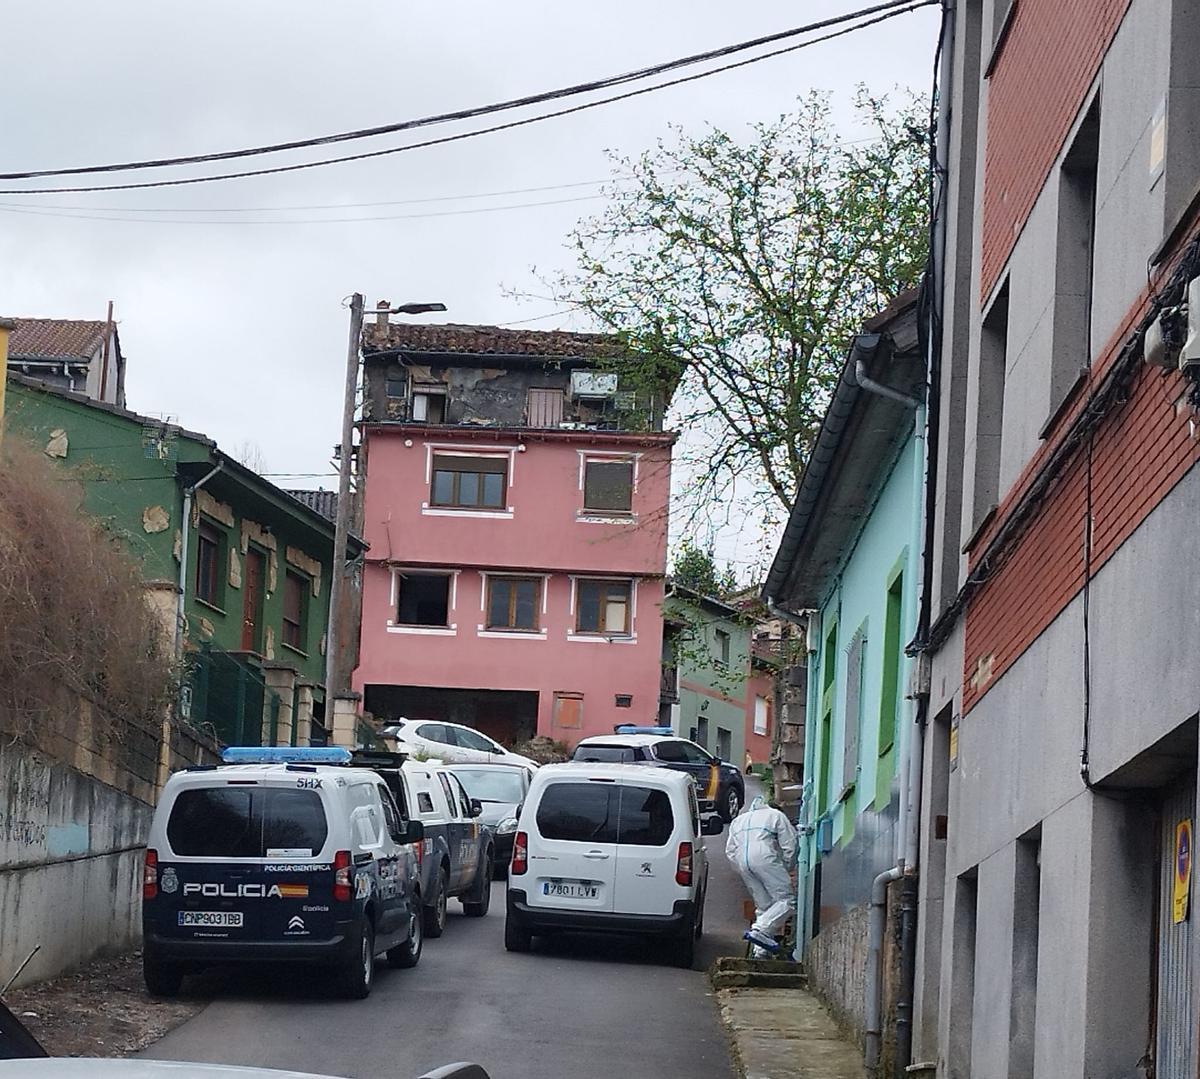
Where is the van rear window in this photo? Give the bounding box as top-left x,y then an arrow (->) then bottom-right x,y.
167,787 -> 328,857
570,745 -> 642,763
536,783 -> 617,843
535,783 -> 673,846
617,786 -> 674,846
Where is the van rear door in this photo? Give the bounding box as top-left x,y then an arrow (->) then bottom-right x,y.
611,780 -> 684,916
154,780 -> 337,944
527,779 -> 618,913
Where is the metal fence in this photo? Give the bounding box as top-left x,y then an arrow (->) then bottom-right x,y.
182,646 -> 285,748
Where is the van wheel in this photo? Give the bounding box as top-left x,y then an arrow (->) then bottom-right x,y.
721,787 -> 741,823
143,953 -> 184,997
340,922 -> 375,999
423,866 -> 448,938
504,916 -> 532,953
463,851 -> 493,917
671,925 -> 696,969
387,903 -> 423,969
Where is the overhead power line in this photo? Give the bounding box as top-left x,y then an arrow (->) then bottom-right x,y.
0,0 -> 933,184
0,192 -> 605,226
0,1 -> 936,196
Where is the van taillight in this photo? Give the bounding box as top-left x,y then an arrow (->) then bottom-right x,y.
143,848 -> 158,900
415,839 -> 424,867
511,831 -> 528,876
675,842 -> 693,887
333,850 -> 353,902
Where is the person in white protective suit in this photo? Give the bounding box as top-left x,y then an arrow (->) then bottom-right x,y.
726,795 -> 799,955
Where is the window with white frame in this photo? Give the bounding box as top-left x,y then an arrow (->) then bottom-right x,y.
396,573 -> 452,626
754,695 -> 770,737
583,458 -> 634,513
431,454 -> 507,509
575,579 -> 632,635
487,576 -> 541,632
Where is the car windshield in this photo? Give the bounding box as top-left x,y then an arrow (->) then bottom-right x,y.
451,768 -> 525,803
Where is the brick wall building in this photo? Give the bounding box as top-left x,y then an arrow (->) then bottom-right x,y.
918,0 -> 1200,1075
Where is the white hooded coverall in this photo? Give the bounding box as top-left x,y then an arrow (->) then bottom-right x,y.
725,796 -> 799,939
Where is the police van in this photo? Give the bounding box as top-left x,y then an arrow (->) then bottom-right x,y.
142,747 -> 425,1000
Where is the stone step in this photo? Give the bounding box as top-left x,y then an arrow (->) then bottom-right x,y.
711,956 -> 804,975
711,970 -> 809,991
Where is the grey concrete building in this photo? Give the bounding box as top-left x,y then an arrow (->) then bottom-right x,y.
916,0 -> 1200,1076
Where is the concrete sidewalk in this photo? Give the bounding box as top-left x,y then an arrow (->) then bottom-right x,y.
716,985 -> 862,1079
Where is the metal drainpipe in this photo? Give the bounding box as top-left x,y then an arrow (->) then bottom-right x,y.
175,462 -> 224,658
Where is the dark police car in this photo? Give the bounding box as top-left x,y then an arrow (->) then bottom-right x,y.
142,747 -> 424,1000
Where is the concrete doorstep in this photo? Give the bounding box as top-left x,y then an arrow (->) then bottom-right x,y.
713,967 -> 862,1079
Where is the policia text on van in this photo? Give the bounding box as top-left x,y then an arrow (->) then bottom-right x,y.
142,747 -> 425,1000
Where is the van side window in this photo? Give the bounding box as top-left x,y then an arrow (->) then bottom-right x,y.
437,773 -> 459,818
417,791 -> 435,814
450,774 -> 473,818
652,741 -> 686,763
380,787 -> 404,840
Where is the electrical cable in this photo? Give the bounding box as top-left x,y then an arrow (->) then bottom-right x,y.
0,192 -> 606,226
0,0 -> 933,184
0,172 -> 660,214
0,2 -> 936,196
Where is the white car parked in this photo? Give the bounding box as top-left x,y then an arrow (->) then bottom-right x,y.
504,763 -> 723,968
379,719 -> 538,770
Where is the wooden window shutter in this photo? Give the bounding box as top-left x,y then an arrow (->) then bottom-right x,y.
528,388 -> 564,427
842,629 -> 865,794
553,691 -> 583,730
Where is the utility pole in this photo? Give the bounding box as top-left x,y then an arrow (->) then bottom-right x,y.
0,318 -> 14,444
325,293 -> 364,705
324,295 -> 445,746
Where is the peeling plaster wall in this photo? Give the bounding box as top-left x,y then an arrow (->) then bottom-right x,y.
363,360 -> 654,429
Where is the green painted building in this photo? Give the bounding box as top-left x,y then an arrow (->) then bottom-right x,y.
661,584 -> 751,772
5,373 -> 361,746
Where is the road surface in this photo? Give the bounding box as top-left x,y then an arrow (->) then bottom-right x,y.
144,811 -> 754,1079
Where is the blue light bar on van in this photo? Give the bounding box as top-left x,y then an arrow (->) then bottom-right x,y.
220,746 -> 353,765
613,725 -> 674,736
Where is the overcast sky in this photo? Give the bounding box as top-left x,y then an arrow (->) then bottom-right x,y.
0,0 -> 938,576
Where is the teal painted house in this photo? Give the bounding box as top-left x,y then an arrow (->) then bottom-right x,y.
764,291 -> 924,1013
661,585 -> 751,791
5,373 -> 363,748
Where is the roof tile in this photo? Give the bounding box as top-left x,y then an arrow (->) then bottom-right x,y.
4,318 -> 108,360
362,321 -> 623,360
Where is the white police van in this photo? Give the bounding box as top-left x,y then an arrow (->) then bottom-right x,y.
142,747 -> 424,1000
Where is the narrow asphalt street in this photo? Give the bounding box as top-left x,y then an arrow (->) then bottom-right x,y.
143,815 -> 752,1079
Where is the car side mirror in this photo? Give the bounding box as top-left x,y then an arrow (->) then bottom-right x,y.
470,798 -> 484,818
701,816 -> 724,836
400,819 -> 425,844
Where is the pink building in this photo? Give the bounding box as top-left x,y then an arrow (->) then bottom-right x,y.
743,662 -> 775,771
352,318 -> 675,748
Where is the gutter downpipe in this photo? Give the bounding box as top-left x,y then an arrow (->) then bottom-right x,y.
891,3 -> 955,1074
175,461 -> 224,659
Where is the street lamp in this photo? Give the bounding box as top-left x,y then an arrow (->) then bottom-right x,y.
325,293 -> 446,723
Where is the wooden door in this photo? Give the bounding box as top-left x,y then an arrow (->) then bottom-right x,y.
242,548 -> 265,652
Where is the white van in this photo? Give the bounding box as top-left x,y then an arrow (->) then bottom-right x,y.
504,763 -> 723,968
